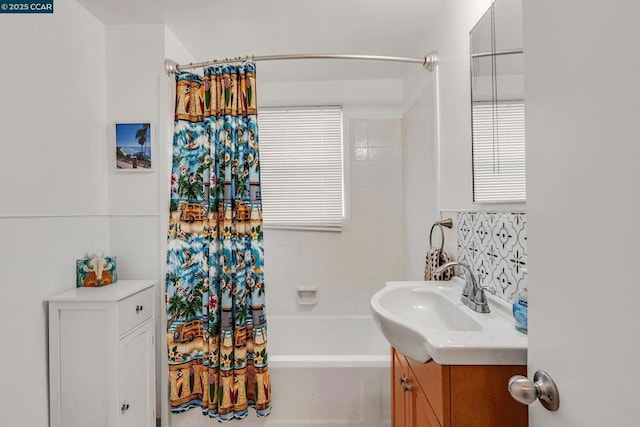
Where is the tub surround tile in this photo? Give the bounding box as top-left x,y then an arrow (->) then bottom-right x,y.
457,212 -> 527,303
264,118 -> 403,315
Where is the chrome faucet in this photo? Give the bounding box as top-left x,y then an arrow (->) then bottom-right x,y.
432,261 -> 490,313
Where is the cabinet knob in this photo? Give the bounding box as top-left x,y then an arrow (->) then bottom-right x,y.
121,403 -> 130,412
136,305 -> 143,313
402,383 -> 414,392
508,370 -> 559,411
399,376 -> 408,384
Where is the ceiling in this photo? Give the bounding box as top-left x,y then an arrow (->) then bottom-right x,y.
76,0 -> 444,82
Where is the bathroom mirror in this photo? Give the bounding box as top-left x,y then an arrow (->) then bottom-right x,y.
470,0 -> 525,203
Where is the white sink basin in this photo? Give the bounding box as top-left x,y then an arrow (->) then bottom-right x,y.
370,278 -> 527,365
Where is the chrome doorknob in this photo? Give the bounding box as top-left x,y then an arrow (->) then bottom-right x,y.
508,370 -> 560,411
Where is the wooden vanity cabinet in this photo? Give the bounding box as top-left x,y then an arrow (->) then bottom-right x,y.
391,348 -> 528,427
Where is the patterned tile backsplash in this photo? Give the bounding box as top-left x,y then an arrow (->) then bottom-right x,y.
456,212 -> 527,303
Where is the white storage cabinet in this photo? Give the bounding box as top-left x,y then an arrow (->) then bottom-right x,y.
47,280 -> 156,427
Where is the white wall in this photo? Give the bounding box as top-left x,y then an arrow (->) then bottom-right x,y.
104,24 -> 195,423
525,1 -> 640,425
106,24 -> 165,282
0,1 -> 108,425
401,78 -> 439,279
164,27 -> 196,67
259,79 -> 405,314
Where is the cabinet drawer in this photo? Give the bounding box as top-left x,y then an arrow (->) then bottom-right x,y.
407,357 -> 449,426
118,287 -> 153,336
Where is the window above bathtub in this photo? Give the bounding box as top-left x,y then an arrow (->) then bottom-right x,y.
258,106 -> 344,231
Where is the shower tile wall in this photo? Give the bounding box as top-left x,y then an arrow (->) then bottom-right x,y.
457,212 -> 527,303
263,119 -> 404,315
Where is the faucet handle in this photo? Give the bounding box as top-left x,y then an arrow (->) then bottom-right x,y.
472,286 -> 491,313
474,287 -> 488,305
465,283 -> 475,300
457,269 -> 470,297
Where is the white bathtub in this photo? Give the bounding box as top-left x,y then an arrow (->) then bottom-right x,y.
170,315 -> 391,427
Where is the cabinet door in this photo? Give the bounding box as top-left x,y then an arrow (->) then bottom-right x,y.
394,349 -> 429,427
392,349 -> 408,427
404,375 -> 416,427
118,320 -> 154,427
415,389 -> 440,427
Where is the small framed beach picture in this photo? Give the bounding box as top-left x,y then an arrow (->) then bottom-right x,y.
114,122 -> 153,171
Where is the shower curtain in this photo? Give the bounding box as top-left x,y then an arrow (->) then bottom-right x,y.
166,62 -> 271,422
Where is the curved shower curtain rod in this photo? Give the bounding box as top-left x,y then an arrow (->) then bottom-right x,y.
163,51 -> 439,76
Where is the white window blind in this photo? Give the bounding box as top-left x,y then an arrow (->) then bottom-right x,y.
258,106 -> 344,231
472,102 -> 526,202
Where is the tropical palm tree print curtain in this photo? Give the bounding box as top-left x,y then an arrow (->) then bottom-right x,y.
166,62 -> 270,422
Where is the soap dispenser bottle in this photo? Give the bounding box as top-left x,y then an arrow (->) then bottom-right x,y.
513,269 -> 528,334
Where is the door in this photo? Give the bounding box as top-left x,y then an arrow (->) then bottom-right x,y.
524,0 -> 640,426
119,320 -> 155,427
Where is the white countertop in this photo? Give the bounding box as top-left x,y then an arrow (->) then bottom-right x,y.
46,280 -> 156,302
